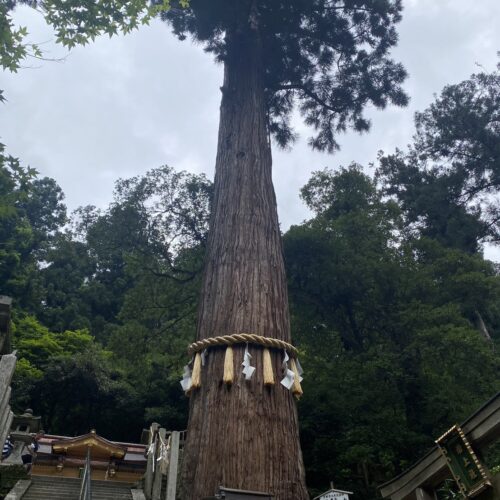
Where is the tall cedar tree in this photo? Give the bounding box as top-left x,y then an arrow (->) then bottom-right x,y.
160,1 -> 407,498
6,0 -> 407,497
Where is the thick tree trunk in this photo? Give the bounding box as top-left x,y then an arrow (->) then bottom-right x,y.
179,12 -> 308,500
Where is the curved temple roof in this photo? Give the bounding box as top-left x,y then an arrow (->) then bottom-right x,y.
51,431 -> 128,460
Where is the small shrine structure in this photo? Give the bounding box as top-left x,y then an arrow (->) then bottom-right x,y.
32,430 -> 147,483
313,487 -> 353,500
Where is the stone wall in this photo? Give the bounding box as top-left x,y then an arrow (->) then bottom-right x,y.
0,354 -> 16,456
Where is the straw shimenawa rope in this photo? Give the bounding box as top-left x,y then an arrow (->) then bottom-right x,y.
188,333 -> 298,357
186,333 -> 301,395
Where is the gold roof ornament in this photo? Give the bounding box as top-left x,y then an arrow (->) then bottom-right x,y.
52,432 -> 127,460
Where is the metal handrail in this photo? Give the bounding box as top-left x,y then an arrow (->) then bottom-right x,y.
79,448 -> 92,500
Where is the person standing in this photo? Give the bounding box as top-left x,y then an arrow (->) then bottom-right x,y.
1,435 -> 14,460
21,432 -> 43,473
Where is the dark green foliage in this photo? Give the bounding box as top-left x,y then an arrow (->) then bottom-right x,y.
288,165 -> 402,352
1,66 -> 499,497
32,166 -> 211,340
377,63 -> 500,252
0,1 -> 40,72
0,146 -> 67,310
9,313 -> 128,435
164,0 -> 408,152
285,166 -> 499,498
435,479 -> 462,500
42,0 -> 177,47
7,166 -> 210,439
0,464 -> 28,497
21,177 -> 66,248
37,234 -> 94,332
0,0 -> 161,75
31,348 -> 137,437
4,161 -> 499,495
0,150 -> 35,298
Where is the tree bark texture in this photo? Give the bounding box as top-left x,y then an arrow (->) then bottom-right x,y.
179,13 -> 308,500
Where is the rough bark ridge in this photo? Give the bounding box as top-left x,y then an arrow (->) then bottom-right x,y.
179,8 -> 308,500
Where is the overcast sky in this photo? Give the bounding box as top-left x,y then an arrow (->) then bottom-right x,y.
2,0 -> 500,260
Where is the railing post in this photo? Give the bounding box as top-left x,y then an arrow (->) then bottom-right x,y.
87,448 -> 92,500
79,446 -> 92,500
152,428 -> 166,500
144,423 -> 159,500
166,431 -> 180,500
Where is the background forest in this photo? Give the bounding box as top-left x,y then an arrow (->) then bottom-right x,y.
1,62 -> 499,498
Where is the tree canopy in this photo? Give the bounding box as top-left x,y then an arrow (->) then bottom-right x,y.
163,0 -> 408,152
377,62 -> 500,252
0,0 -> 174,71
1,6 -> 499,498
285,165 -> 499,497
4,156 -> 498,498
3,64 -> 500,494
3,0 -> 407,153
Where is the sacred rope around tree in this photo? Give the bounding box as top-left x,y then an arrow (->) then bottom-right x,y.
183,333 -> 303,399
187,333 -> 299,357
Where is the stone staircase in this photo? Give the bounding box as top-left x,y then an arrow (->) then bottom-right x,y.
22,475 -> 134,499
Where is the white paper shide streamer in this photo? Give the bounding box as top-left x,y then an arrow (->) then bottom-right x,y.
147,440 -> 157,473
180,362 -> 193,392
280,349 -> 295,390
241,344 -> 256,380
200,349 -> 208,366
296,357 -> 304,383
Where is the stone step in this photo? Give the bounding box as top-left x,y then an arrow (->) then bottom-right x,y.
22,476 -> 134,499
23,493 -> 133,499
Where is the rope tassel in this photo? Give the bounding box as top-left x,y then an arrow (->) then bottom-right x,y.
263,347 -> 275,386
290,358 -> 303,399
223,345 -> 234,385
191,352 -> 202,389
184,333 -> 303,396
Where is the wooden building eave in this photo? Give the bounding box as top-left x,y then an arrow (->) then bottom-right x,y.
379,391 -> 500,500
52,432 -> 127,459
